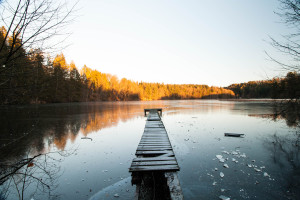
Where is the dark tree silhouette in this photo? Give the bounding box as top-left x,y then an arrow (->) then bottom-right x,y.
0,0 -> 77,86
268,0 -> 300,72
0,151 -> 74,200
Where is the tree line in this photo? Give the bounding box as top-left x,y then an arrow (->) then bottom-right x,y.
227,71 -> 300,99
0,27 -> 235,105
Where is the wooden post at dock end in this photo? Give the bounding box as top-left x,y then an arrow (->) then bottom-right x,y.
144,108 -> 162,116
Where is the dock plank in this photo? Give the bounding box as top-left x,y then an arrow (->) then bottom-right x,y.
129,109 -> 179,172
129,165 -> 179,172
136,150 -> 174,155
137,148 -> 173,151
133,157 -> 176,162
131,160 -> 177,166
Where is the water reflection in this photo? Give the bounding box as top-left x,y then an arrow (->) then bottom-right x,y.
247,102 -> 300,199
0,100 -> 299,200
0,100 -> 241,162
0,151 -> 69,200
0,102 -> 148,199
0,102 -> 145,162
264,132 -> 300,199
249,102 -> 300,128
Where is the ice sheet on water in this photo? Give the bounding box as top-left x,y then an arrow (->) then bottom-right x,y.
219,195 -> 230,200
216,155 -> 225,162
264,172 -> 270,177
254,168 -> 261,172
89,177 -> 134,200
222,150 -> 230,154
220,172 -> 224,178
114,194 -> 119,197
240,153 -> 246,158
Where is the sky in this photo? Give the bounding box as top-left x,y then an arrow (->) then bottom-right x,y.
63,0 -> 290,87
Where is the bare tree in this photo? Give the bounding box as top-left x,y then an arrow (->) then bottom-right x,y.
0,150 -> 75,200
268,0 -> 300,72
0,0 -> 77,74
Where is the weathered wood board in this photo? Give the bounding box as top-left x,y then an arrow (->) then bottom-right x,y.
129,109 -> 179,172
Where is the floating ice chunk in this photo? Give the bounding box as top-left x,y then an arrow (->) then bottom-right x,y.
221,188 -> 225,192
216,155 -> 225,163
222,151 -> 230,155
252,160 -> 255,162
254,168 -> 261,172
219,195 -> 230,200
114,193 -> 119,197
263,172 -> 270,177
240,153 -> 246,158
214,168 -> 218,171
232,158 -> 236,162
247,164 -> 252,168
213,181 -> 217,186
231,151 -> 238,155
223,164 -> 229,168
220,172 -> 224,178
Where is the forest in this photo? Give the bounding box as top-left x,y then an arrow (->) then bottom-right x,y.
0,27 -> 235,105
227,72 -> 300,99
1,24 -> 300,105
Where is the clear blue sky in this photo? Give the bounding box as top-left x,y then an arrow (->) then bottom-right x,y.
64,0 -> 289,86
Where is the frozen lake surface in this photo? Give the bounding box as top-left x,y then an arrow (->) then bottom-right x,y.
0,100 -> 299,199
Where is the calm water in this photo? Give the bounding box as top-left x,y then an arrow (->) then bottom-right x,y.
0,100 -> 299,200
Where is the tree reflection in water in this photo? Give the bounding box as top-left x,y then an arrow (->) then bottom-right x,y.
273,101 -> 300,128
0,102 -> 147,199
0,150 -> 75,200
264,102 -> 300,199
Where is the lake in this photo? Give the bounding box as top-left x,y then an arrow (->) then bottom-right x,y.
0,100 -> 299,200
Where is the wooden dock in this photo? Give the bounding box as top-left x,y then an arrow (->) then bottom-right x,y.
129,109 -> 179,172
129,109 -> 183,200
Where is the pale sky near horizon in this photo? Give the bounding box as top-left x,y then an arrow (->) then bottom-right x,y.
64,0 -> 290,87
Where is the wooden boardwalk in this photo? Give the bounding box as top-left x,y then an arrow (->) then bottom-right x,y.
129,109 -> 180,172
